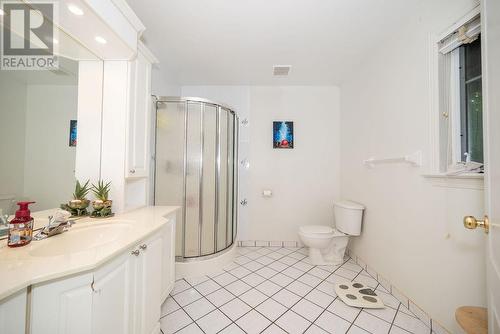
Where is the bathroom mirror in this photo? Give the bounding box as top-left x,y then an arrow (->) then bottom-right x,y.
0,16 -> 104,214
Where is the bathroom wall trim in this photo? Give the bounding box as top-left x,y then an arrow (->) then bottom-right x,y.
422,174 -> 484,190
346,248 -> 451,334
237,240 -> 302,248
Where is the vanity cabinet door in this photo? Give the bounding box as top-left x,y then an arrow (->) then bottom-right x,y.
31,273 -> 93,334
125,49 -> 152,179
135,234 -> 163,334
0,289 -> 26,334
91,252 -> 136,334
161,220 -> 176,301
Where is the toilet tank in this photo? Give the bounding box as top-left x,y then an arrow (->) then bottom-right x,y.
333,200 -> 365,236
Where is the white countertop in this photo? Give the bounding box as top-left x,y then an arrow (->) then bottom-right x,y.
0,206 -> 180,301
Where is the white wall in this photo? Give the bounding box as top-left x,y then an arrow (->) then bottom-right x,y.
24,85 -> 78,211
181,86 -> 341,242
0,74 -> 26,208
340,0 -> 484,331
152,66 -> 181,96
248,86 -> 340,241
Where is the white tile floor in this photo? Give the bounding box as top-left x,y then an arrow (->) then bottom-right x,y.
160,247 -> 431,334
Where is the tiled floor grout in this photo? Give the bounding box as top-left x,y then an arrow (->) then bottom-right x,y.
175,247 -> 314,333
171,247 -> 308,333
214,247 -> 311,333
244,248 -> 346,333
161,246 -> 427,334
387,299 -> 401,333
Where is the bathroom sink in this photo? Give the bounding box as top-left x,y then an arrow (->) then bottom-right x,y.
30,222 -> 132,257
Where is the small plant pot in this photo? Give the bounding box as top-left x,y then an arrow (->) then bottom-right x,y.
92,200 -> 112,210
68,199 -> 90,210
91,200 -> 113,218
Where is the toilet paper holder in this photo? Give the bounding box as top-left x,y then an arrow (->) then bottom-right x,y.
262,190 -> 273,198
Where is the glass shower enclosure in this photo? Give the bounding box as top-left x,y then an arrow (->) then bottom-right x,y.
154,97 -> 238,261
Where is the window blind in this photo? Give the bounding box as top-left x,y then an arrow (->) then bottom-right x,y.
438,15 -> 480,54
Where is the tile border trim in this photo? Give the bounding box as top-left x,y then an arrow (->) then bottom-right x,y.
237,240 -> 302,248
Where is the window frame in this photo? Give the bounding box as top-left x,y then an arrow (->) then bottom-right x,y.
426,5 -> 484,178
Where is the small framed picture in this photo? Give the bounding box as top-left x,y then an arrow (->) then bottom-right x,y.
273,121 -> 294,149
69,120 -> 77,147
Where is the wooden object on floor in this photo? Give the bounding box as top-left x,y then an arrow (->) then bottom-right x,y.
455,306 -> 488,334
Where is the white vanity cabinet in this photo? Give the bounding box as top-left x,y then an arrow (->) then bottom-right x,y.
92,232 -> 162,334
134,236 -> 163,334
91,251 -> 135,334
31,273 -> 94,334
29,222 -> 174,334
125,44 -> 158,179
161,219 -> 176,300
0,289 -> 27,334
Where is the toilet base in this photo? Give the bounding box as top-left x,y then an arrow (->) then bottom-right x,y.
308,248 -> 343,266
306,235 -> 349,266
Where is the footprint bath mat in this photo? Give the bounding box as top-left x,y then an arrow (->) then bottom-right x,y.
334,282 -> 385,309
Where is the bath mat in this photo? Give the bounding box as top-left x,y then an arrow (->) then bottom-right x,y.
334,282 -> 385,309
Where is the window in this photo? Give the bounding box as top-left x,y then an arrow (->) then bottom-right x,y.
436,12 -> 483,174
459,38 -> 483,163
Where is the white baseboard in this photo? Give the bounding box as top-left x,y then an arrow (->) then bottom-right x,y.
237,240 -> 303,248
347,248 -> 450,334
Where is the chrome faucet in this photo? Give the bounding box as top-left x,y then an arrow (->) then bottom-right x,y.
33,211 -> 74,241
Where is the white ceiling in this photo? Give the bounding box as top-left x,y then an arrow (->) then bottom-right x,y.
126,0 -> 420,85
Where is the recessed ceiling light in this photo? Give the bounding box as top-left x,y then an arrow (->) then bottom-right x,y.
0,9 -> 5,16
95,36 -> 107,44
67,4 -> 84,16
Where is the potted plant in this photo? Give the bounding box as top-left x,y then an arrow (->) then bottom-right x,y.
91,180 -> 113,217
62,180 -> 91,216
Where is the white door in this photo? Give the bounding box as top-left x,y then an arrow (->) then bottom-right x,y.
125,50 -> 152,179
136,236 -> 163,334
481,0 -> 500,332
0,289 -> 27,334
30,273 -> 93,334
92,253 -> 136,334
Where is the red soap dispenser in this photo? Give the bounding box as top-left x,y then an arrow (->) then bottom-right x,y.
8,201 -> 35,248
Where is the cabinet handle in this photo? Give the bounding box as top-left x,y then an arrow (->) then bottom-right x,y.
139,244 -> 147,250
129,169 -> 136,174
131,249 -> 140,256
91,281 -> 101,294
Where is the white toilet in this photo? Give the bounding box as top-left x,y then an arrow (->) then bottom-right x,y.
298,200 -> 365,265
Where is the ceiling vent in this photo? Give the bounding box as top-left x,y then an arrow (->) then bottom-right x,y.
273,65 -> 291,76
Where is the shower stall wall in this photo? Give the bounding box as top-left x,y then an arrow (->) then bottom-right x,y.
154,97 -> 238,261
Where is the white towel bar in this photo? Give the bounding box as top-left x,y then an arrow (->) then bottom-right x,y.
363,150 -> 422,167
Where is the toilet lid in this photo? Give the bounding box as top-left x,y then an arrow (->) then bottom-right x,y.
299,225 -> 334,234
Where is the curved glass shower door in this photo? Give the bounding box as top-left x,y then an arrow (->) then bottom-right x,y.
155,97 -> 238,260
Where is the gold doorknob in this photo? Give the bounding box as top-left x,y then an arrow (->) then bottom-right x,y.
463,215 -> 489,234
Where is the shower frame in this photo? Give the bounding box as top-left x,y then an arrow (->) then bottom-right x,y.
154,96 -> 239,262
